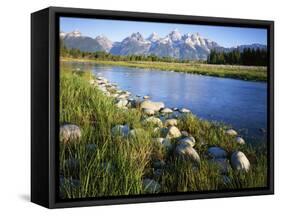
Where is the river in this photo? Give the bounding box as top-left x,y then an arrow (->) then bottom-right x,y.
65,62 -> 268,144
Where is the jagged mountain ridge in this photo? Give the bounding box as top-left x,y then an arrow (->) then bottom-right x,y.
60,30 -> 112,53
60,30 -> 266,60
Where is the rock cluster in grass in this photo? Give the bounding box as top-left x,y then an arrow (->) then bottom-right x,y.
91,76 -> 252,184
60,75 -> 252,195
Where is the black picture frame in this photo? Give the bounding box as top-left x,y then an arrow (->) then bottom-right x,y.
31,6 -> 274,209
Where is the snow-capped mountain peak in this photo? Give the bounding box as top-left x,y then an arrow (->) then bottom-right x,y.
168,29 -> 182,42
65,30 -> 82,38
60,31 -> 66,38
147,32 -> 160,42
130,32 -> 145,41
159,36 -> 172,44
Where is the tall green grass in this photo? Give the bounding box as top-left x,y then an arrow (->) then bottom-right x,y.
59,65 -> 267,199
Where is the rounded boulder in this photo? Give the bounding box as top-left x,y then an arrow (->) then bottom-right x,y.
231,151 -> 250,172
175,144 -> 200,164
60,124 -> 81,144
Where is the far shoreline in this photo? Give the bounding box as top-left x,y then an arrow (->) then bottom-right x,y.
60,57 -> 267,82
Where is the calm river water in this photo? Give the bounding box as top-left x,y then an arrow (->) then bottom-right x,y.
66,62 -> 268,143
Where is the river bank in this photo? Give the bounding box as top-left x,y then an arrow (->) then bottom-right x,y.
63,61 -> 268,143
61,57 -> 267,82
59,65 -> 267,199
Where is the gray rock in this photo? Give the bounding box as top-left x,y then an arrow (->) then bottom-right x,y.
140,100 -> 165,112
177,137 -> 195,147
143,95 -> 150,99
207,147 -> 227,159
142,117 -> 163,127
160,107 -> 173,114
231,151 -> 250,172
164,118 -> 178,127
111,124 -> 130,136
175,144 -> 200,163
236,137 -> 246,145
225,129 -> 238,136
60,124 -> 81,144
179,108 -> 191,113
143,178 -> 161,193
116,99 -> 128,108
165,126 -> 182,138
142,108 -> 155,116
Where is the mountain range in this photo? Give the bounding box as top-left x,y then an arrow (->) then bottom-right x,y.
60,30 -> 266,60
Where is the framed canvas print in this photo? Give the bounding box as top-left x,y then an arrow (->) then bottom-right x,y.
31,6 -> 274,208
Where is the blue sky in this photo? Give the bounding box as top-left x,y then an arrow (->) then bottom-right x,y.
60,17 -> 267,48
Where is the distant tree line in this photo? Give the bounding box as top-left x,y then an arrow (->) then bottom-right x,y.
61,39 -> 267,66
207,48 -> 267,66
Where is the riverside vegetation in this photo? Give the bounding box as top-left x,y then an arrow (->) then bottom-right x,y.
61,57 -> 267,82
59,64 -> 267,199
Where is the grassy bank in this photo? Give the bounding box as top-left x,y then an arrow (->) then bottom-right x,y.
61,57 -> 267,82
59,65 -> 267,199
